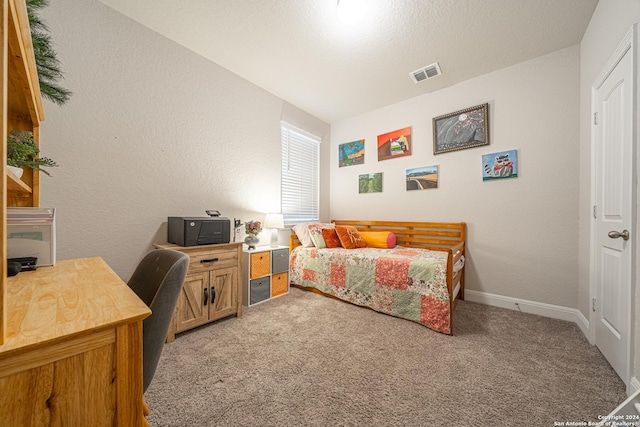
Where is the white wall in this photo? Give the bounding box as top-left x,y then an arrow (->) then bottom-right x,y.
330,46 -> 580,308
35,0 -> 640,383
579,0 -> 640,384
39,0 -> 329,280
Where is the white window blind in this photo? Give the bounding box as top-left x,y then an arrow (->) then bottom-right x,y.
281,123 -> 320,225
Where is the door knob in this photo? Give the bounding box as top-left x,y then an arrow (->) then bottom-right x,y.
608,230 -> 630,241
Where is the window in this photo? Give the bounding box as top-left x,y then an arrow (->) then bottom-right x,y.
281,122 -> 320,226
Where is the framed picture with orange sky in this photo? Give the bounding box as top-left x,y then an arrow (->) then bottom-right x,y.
377,126 -> 412,161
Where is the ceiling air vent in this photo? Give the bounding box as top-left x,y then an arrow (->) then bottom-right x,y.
409,62 -> 441,83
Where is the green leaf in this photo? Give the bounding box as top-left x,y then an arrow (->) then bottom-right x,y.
26,0 -> 72,106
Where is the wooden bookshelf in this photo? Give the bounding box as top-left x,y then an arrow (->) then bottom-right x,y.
1,0 -> 44,345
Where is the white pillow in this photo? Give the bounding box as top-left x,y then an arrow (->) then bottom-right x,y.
307,223 -> 335,248
292,223 -> 314,247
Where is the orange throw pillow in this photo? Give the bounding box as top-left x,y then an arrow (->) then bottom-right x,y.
307,223 -> 335,248
335,226 -> 366,249
321,228 -> 342,248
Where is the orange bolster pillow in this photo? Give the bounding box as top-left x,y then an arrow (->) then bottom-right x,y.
359,231 -> 396,248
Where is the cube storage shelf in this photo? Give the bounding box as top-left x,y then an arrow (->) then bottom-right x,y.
243,246 -> 289,306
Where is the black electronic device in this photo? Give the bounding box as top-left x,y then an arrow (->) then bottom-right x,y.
8,256 -> 38,272
7,261 -> 21,276
168,213 -> 231,246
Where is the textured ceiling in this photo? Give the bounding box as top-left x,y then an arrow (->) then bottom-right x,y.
96,0 -> 598,123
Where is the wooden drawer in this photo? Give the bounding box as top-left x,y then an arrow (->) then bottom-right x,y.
250,251 -> 271,279
271,272 -> 288,297
187,248 -> 238,273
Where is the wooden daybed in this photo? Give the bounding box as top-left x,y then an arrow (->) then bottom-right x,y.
289,220 -> 466,334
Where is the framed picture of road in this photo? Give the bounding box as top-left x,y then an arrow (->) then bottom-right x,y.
377,126 -> 412,161
406,165 -> 438,190
433,103 -> 489,154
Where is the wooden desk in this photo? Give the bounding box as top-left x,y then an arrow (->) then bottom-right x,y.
0,258 -> 151,426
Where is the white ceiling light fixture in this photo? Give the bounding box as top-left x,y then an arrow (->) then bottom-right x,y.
337,0 -> 367,26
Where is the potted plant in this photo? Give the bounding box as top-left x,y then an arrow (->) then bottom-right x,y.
7,130 -> 57,177
244,220 -> 262,250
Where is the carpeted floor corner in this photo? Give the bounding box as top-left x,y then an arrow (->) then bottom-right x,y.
144,288 -> 626,426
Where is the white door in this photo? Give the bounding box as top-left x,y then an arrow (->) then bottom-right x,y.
593,31 -> 634,385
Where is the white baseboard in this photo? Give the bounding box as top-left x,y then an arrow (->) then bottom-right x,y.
464,290 -> 590,339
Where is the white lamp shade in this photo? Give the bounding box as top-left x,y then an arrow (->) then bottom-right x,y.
264,213 -> 284,229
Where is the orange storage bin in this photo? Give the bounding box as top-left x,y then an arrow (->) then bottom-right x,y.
271,272 -> 288,297
250,251 -> 271,279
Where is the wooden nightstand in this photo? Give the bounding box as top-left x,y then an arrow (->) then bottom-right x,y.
242,246 -> 289,306
155,242 -> 242,341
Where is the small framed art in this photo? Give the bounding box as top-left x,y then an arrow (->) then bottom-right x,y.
359,172 -> 383,193
339,139 -> 365,167
377,126 -> 412,161
482,149 -> 518,181
406,165 -> 438,190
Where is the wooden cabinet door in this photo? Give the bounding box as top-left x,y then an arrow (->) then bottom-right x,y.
175,272 -> 209,332
208,267 -> 238,322
0,335 -> 116,426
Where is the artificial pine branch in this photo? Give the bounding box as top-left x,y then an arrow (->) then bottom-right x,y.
38,81 -> 72,106
26,0 -> 72,106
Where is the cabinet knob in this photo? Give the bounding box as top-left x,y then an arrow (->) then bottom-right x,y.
201,258 -> 219,263
204,287 -> 209,305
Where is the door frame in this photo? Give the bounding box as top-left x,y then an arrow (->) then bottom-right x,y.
589,24 -> 637,389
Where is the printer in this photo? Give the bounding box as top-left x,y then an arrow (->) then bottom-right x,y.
168,211 -> 230,246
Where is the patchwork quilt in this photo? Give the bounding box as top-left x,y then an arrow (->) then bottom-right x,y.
289,246 -> 452,334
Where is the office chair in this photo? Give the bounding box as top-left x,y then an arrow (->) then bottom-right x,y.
128,249 -> 189,392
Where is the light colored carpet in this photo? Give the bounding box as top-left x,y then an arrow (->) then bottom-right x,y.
144,288 -> 626,426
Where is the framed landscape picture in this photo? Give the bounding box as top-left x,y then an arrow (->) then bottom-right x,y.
433,103 -> 489,154
406,165 -> 438,190
339,139 -> 365,167
359,172 -> 383,193
377,126 -> 412,161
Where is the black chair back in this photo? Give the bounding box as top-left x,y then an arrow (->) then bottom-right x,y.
128,249 -> 189,392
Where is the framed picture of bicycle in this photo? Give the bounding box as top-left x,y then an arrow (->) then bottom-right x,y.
433,103 -> 489,154
377,126 -> 412,161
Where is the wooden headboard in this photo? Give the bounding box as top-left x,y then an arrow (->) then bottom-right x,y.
289,220 -> 466,254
